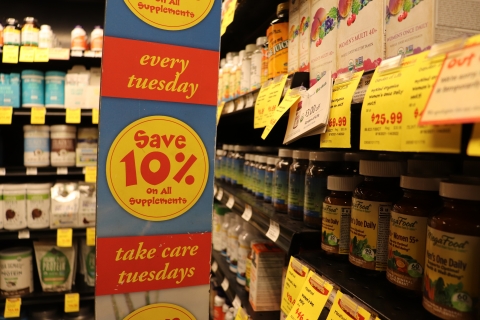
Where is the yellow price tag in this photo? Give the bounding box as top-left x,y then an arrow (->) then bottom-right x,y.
217,101 -> 225,124
34,48 -> 49,62
92,108 -> 99,124
221,0 -> 237,36
86,227 -> 96,246
85,166 -> 97,183
321,71 -> 363,148
262,88 -> 300,139
31,107 -> 46,124
4,298 -> 21,318
19,46 -> 35,62
326,291 -> 371,320
280,257 -> 310,315
254,80 -> 272,128
64,293 -> 80,313
0,107 -> 13,125
57,228 -> 73,247
2,46 -> 19,64
467,123 -> 480,157
261,74 -> 289,128
234,307 -> 248,320
286,271 -> 333,320
48,48 -> 70,60
66,108 -> 81,124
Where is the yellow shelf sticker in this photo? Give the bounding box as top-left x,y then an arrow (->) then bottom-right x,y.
34,48 -> 50,62
321,71 -> 364,148
64,293 -> 80,313
4,298 -> 21,318
92,108 -> 99,124
261,74 -> 289,128
2,46 -> 19,64
48,48 -> 70,60
19,46 -> 35,62
86,227 -> 96,246
66,108 -> 81,124
254,80 -> 272,128
280,257 -> 310,315
467,123 -> 480,157
85,166 -> 97,183
217,101 -> 225,124
262,88 -> 300,139
57,228 -> 73,247
326,291 -> 371,320
0,107 -> 13,125
234,307 -> 248,320
221,0 -> 237,36
31,107 -> 46,124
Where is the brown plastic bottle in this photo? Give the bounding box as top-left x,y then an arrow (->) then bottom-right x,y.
273,149 -> 293,213
349,160 -> 405,276
287,150 -> 309,220
423,181 -> 480,320
322,175 -> 364,259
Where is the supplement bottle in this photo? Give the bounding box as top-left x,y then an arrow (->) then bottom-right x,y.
322,175 -> 363,258
3,19 -> 21,46
224,145 -> 235,184
250,36 -> 267,91
423,181 -> 480,320
218,59 -> 226,103
261,40 -> 269,85
249,155 -> 259,195
4,184 -> 27,230
213,294 -> 225,320
23,125 -> 50,167
240,44 -> 256,94
343,152 -> 376,175
26,183 -> 52,229
38,25 -> 53,48
227,215 -> 244,273
243,154 -> 252,192
213,204 -> 231,252
220,144 -> 229,181
222,52 -> 238,101
215,150 -> 224,179
90,26 -> 103,51
71,25 -> 87,50
21,17 -> 39,47
237,222 -> 261,285
232,145 -> 251,187
387,175 -> 442,293
349,160 -> 405,275
264,157 -> 278,203
228,54 -> 240,99
274,149 -> 293,213
50,125 -> 76,167
245,239 -> 268,292
267,2 -> 289,78
304,151 -> 343,229
220,212 -> 235,259
255,156 -> 268,200
288,150 -> 310,220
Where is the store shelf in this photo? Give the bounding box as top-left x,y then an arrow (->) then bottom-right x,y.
0,227 -> 89,241
214,179 -> 321,256
0,54 -> 102,72
211,250 -> 279,320
0,166 -> 87,177
13,108 -> 96,117
297,253 -> 438,320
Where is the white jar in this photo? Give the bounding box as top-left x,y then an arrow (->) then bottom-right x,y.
90,26 -> 103,51
0,247 -> 34,296
50,125 -> 76,167
26,183 -> 52,229
71,25 -> 87,50
3,184 -> 27,230
38,25 -> 53,48
24,125 -> 50,167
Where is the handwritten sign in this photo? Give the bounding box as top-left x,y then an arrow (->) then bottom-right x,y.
254,80 -> 272,128
261,88 -> 301,139
261,74 -> 289,127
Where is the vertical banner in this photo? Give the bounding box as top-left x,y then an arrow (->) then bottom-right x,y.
95,0 -> 220,318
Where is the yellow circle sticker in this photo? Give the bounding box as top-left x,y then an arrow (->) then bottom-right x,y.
124,0 -> 214,31
124,303 -> 196,320
106,116 -> 209,221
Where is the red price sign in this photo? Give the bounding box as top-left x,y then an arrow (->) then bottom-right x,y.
328,116 -> 347,127
106,116 -> 209,221
371,112 -> 402,125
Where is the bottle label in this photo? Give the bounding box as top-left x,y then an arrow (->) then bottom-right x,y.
220,229 -> 228,256
267,22 -> 289,78
349,198 -> 392,271
387,211 -> 427,291
227,234 -> 239,267
274,170 -> 288,205
423,227 -> 480,320
21,26 -> 39,46
251,167 -> 258,194
245,258 -> 252,288
225,157 -> 232,183
288,172 -> 305,211
321,203 -> 350,254
250,52 -> 262,90
264,171 -> 273,202
304,175 -> 327,218
240,59 -> 251,94
255,169 -> 266,197
244,164 -> 251,191
232,158 -> 245,186
237,243 -> 249,284
4,29 -> 21,46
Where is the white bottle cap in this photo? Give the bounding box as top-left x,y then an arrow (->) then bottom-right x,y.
278,148 -> 293,157
292,150 -> 310,160
359,160 -> 406,177
327,175 -> 364,192
309,151 -> 343,162
258,155 -> 267,164
256,36 -> 267,46
232,55 -> 239,64
220,59 -> 226,67
238,50 -> 246,61
439,181 -> 480,201
267,157 -> 278,165
400,175 -> 442,191
245,44 -> 257,53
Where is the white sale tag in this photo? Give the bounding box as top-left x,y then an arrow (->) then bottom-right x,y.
221,278 -> 229,291
232,295 -> 241,309
216,188 -> 224,201
26,167 -> 37,175
226,195 -> 235,209
242,205 -> 252,221
211,261 -> 218,273
18,229 -> 30,239
57,167 -> 68,175
266,219 -> 280,242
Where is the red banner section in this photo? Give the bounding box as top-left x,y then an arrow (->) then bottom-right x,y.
95,232 -> 212,296
101,36 -> 219,106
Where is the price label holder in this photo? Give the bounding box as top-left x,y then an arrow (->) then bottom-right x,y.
66,108 -> 81,124
235,96 -> 245,110
19,46 -> 35,62
360,54 -> 414,151
31,107 -> 46,124
215,188 -> 224,201
71,50 -> 83,57
326,291 -> 371,320
261,74 -> 289,128
221,277 -> 229,291
226,194 -> 235,209
49,48 -> 70,60
220,0 -> 237,35
320,71 -> 364,148
245,93 -> 254,108
0,107 -> 13,125
86,227 -> 96,246
281,257 -> 310,315
57,167 -> 68,175
211,261 -> 218,273
232,295 -> 241,309
34,48 -> 49,62
2,46 -> 19,64
266,219 -> 280,242
286,271 -> 333,320
64,293 -> 80,313
57,228 -> 73,247
26,167 -> 37,175
467,123 -> 480,156
254,80 -> 273,128
4,298 -> 21,318
84,166 -> 97,183
235,307 -> 249,320
92,108 -> 99,124
0,168 -> 5,176
242,204 -> 252,221
262,88 -> 301,139
18,229 -> 30,239
217,101 -> 225,124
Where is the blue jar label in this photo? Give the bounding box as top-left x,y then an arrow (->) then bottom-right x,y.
288,172 -> 305,211
274,170 -> 288,205
255,168 -> 265,197
264,170 -> 273,201
25,137 -> 49,152
304,175 -> 328,218
232,158 -> 245,186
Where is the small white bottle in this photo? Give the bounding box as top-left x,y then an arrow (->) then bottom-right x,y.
240,44 -> 257,94
250,36 -> 267,91
221,212 -> 234,260
227,215 -> 244,273
222,52 -> 237,101
38,25 -> 53,48
229,54 -> 241,99
90,26 -> 103,51
71,25 -> 87,50
237,222 -> 262,285
225,308 -> 235,320
213,205 -> 229,252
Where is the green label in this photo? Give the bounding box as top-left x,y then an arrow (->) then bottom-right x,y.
27,194 -> 49,200
4,195 -> 25,201
40,249 -> 71,285
274,170 -> 288,204
288,173 -> 305,210
86,248 -> 95,277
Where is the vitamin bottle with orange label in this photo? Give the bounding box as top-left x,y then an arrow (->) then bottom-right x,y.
387,175 -> 442,293
267,2 -> 289,79
423,181 -> 480,320
349,160 -> 405,275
